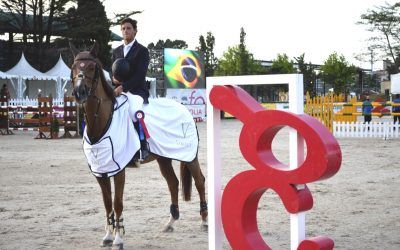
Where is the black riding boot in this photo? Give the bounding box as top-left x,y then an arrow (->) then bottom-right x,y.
133,120 -> 149,161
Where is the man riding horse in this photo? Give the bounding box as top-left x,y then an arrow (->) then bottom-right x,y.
112,17 -> 150,161
70,41 -> 208,248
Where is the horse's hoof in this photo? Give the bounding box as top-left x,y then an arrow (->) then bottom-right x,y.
163,225 -> 174,233
113,234 -> 124,246
101,239 -> 113,247
201,220 -> 208,232
113,243 -> 124,250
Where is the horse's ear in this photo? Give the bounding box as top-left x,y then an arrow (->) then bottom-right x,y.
90,41 -> 99,58
69,42 -> 79,58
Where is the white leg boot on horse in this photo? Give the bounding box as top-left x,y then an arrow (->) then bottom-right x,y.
96,177 -> 115,247
101,211 -> 115,246
113,217 -> 125,247
112,170 -> 125,246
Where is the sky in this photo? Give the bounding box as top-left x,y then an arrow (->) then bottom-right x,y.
103,0 -> 398,70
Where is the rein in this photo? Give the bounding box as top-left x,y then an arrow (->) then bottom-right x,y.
72,56 -> 114,143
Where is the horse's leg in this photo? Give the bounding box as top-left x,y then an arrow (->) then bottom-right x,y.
112,169 -> 125,246
156,157 -> 180,232
96,176 -> 114,246
183,157 -> 208,229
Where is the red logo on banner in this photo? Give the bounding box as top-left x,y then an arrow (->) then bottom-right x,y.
209,85 -> 341,250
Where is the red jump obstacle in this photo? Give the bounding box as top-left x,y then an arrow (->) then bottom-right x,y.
206,74 -> 342,250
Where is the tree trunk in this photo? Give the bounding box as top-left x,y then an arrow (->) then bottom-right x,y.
45,0 -> 56,44
22,0 -> 27,44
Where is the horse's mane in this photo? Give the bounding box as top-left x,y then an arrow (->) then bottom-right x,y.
95,58 -> 116,102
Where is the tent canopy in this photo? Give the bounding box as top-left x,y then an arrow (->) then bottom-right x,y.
45,55 -> 71,79
0,70 -> 16,79
6,52 -> 55,80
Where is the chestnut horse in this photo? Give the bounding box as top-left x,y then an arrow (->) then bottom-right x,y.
70,43 -> 207,247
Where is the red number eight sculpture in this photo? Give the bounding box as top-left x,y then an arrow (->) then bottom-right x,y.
209,85 -> 342,250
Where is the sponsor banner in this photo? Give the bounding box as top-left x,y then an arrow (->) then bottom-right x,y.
166,89 -> 206,105
166,89 -> 206,120
185,104 -> 206,120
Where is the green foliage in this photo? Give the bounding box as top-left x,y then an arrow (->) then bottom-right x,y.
147,39 -> 188,78
269,53 -> 295,74
147,39 -> 188,50
197,32 -> 218,76
51,117 -> 60,133
215,27 -> 264,76
320,52 -> 356,95
358,2 -> 400,73
64,0 -> 111,68
110,10 -> 143,26
294,53 -> 317,97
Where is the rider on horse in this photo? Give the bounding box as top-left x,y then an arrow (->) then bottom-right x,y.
111,17 -> 150,161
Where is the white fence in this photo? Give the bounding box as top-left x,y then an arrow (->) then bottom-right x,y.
333,121 -> 400,138
8,98 -> 65,107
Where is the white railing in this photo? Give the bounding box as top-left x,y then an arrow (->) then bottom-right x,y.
333,121 -> 400,138
8,98 -> 64,107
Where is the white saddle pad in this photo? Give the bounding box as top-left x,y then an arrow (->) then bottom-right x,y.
143,98 -> 199,162
83,95 -> 140,178
82,93 -> 198,178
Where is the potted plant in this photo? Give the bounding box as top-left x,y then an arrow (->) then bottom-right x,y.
51,116 -> 60,139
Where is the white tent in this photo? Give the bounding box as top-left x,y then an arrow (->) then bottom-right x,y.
0,70 -> 14,79
6,52 -> 56,99
46,55 -> 71,99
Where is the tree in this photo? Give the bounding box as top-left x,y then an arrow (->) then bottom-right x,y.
320,52 -> 356,95
63,0 -> 111,68
215,27 -> 263,76
146,39 -> 188,78
358,2 -> 400,73
147,39 -> 188,50
214,27 -> 265,99
294,53 -> 317,97
269,53 -> 295,74
1,0 -> 69,70
109,10 -> 143,26
197,32 -> 218,76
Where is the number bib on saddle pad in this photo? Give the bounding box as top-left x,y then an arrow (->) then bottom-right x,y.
83,95 -> 141,178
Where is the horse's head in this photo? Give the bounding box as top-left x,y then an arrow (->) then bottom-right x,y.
70,42 -> 102,104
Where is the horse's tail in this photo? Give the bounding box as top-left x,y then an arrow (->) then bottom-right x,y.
180,162 -> 192,201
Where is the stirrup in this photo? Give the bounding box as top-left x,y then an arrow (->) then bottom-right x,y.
139,148 -> 149,162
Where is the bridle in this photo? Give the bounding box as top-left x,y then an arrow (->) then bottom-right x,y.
71,56 -> 100,100
71,54 -> 113,143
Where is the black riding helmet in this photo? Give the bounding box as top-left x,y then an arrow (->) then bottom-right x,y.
112,58 -> 131,82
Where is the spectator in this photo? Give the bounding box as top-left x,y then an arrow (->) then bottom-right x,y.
392,94 -> 400,124
362,96 -> 373,123
0,84 -> 10,100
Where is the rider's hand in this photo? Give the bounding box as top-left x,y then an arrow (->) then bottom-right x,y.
113,77 -> 121,85
114,85 -> 123,96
